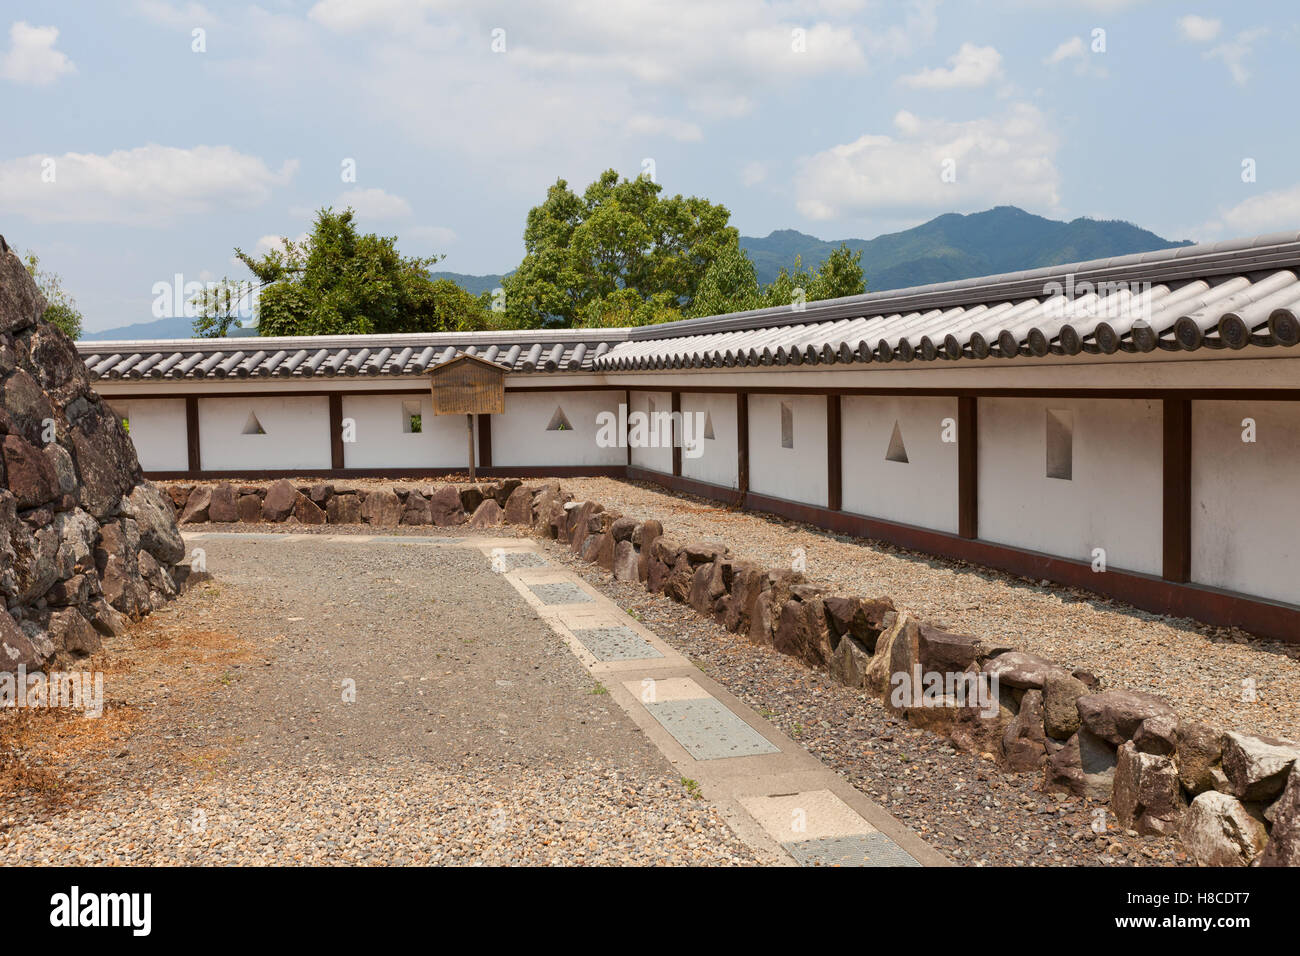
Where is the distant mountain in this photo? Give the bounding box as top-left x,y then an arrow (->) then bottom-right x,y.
81,315 -> 258,341
79,207 -> 1192,339
740,206 -> 1193,290
430,270 -> 506,296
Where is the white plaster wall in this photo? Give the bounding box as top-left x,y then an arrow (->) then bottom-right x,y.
198,396 -> 331,471
628,390 -> 673,474
680,392 -> 738,489
978,397 -> 1163,575
491,390 -> 626,467
115,398 -> 187,472
1191,401 -> 1300,605
841,396 -> 959,532
748,393 -> 827,507
342,394 -> 467,469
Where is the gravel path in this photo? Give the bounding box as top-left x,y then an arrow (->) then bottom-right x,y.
544,538 -> 1191,867
557,477 -> 1300,741
0,535 -> 754,866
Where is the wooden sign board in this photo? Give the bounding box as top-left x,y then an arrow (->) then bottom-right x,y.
429,353 -> 506,415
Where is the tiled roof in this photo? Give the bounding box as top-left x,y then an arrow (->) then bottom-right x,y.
77,329 -> 628,380
595,231 -> 1300,369
77,230 -> 1300,381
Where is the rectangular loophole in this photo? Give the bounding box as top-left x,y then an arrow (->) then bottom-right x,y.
402,400 -> 422,434
1045,409 -> 1073,480
780,401 -> 794,449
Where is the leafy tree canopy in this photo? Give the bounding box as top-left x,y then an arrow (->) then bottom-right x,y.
690,242 -> 866,319
500,170 -> 740,329
23,252 -> 83,340
194,207 -> 487,337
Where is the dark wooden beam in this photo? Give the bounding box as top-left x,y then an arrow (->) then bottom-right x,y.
957,396 -> 978,539
1162,398 -> 1192,583
476,413 -> 493,468
328,393 -> 345,470
185,396 -> 201,473
671,390 -> 682,477
827,393 -> 842,511
737,391 -> 749,506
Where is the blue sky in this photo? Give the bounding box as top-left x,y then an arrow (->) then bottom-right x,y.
2,0 -> 1297,332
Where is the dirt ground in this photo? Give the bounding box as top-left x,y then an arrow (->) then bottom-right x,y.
0,532 -> 754,865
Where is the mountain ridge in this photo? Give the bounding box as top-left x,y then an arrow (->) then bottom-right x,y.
81,206 -> 1192,339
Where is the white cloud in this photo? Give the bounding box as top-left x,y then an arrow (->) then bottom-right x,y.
1044,36 -> 1085,65
132,1 -> 217,27
794,104 -> 1061,220
740,161 -> 767,187
334,186 -> 413,219
0,21 -> 76,86
1206,28 -> 1267,86
625,114 -> 704,142
1204,183 -> 1300,237
0,145 -> 298,226
900,43 -> 1001,89
408,224 -> 458,246
1176,14 -> 1221,43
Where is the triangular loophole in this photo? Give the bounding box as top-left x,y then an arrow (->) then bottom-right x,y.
703,412 -> 715,440
546,406 -> 574,432
885,420 -> 908,463
242,411 -> 267,435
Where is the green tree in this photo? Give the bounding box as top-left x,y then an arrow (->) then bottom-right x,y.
501,169 -> 739,329
689,242 -> 866,318
195,207 -> 487,337
22,252 -> 83,339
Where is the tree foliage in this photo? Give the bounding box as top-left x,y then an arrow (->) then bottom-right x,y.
195,207 -> 487,337
22,252 -> 83,340
500,170 -> 740,329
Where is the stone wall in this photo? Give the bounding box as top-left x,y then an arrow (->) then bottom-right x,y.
1,236 -> 186,672
165,476 -> 1300,866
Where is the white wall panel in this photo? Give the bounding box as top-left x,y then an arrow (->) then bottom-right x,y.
978,397 -> 1163,575
1191,400 -> 1300,605
342,393 -> 466,469
491,390 -> 625,467
841,395 -> 959,532
198,396 -> 331,471
114,398 -> 188,472
680,392 -> 738,489
628,390 -> 673,474
748,393 -> 827,507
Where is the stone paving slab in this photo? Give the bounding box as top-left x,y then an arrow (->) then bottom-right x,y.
569,625 -> 663,662
784,833 -> 921,867
641,698 -> 781,761
527,581 -> 594,605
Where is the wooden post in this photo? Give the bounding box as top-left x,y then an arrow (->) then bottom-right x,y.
466,413 -> 476,481
671,391 -> 682,477
185,396 -> 201,475
477,413 -> 493,468
957,396 -> 978,540
827,393 -> 842,511
329,393 -> 345,470
1162,398 -> 1192,582
736,392 -> 749,507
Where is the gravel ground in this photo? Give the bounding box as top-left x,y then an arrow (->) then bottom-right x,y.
544,537 -> 1192,867
556,477 -> 1300,741
0,534 -> 755,866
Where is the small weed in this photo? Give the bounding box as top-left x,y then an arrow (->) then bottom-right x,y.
791,721 -> 804,738
681,777 -> 703,799
589,682 -> 608,695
